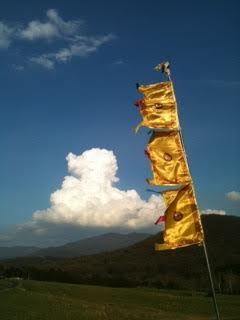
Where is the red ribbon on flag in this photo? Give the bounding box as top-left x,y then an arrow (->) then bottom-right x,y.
155,216 -> 166,224
134,99 -> 143,108
144,149 -> 151,159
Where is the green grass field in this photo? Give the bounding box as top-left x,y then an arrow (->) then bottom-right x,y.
0,279 -> 239,320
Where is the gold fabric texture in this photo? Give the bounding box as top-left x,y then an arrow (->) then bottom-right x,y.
146,131 -> 191,185
155,184 -> 204,250
135,82 -> 179,132
134,79 -> 204,251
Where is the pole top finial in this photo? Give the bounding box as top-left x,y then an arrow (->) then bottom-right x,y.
154,61 -> 171,81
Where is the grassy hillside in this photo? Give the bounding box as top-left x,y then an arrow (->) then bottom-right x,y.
0,279 -> 239,320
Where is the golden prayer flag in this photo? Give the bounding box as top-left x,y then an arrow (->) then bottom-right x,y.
155,184 -> 204,251
135,82 -> 179,132
146,131 -> 191,185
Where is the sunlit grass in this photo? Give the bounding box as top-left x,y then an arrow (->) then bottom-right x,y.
0,279 -> 239,320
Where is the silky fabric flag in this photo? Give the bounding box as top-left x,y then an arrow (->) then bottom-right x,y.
135,82 -> 179,132
155,184 -> 204,250
146,131 -> 191,185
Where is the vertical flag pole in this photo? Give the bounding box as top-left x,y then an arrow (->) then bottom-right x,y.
154,62 -> 221,320
203,240 -> 221,320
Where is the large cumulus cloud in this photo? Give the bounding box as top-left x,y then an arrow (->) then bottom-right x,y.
32,148 -> 164,229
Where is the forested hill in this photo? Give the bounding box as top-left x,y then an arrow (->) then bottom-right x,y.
1,215 -> 240,293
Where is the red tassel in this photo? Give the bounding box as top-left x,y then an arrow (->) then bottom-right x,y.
134,99 -> 143,108
155,215 -> 166,224
144,149 -> 150,159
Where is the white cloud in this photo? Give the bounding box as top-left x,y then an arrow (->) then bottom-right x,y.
55,48 -> 72,62
68,34 -> 116,57
0,9 -> 115,69
25,12 -> 115,68
57,34 -> 115,60
19,9 -> 82,41
29,33 -> 115,68
201,209 -> 226,215
32,148 -> 164,229
30,55 -> 55,69
113,60 -> 124,65
226,191 -> 240,202
20,21 -> 59,41
46,9 -> 81,36
0,22 -> 14,49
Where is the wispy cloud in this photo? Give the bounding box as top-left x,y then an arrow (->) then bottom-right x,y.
19,9 -> 82,41
113,59 -> 124,66
0,9 -> 116,69
30,33 -> 116,68
0,22 -> 14,48
226,191 -> 240,202
30,55 -> 55,69
201,209 -> 226,215
55,34 -> 116,61
19,20 -> 59,41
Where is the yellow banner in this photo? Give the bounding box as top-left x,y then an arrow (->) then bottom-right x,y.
155,184 -> 204,250
146,131 -> 191,185
135,82 -> 179,132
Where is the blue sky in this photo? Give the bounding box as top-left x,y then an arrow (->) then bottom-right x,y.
0,0 -> 239,246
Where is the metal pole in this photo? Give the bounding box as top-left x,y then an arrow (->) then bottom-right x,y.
203,240 -> 221,320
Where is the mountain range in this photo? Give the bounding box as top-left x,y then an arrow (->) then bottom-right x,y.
1,215 -> 239,293
0,232 -> 150,260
